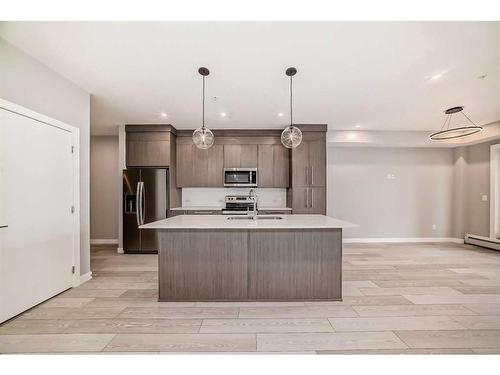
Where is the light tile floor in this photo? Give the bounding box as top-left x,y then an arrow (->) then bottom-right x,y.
1,242 -> 500,354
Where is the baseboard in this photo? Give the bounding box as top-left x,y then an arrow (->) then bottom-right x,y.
465,234 -> 500,250
78,271 -> 92,285
343,237 -> 464,244
90,239 -> 118,245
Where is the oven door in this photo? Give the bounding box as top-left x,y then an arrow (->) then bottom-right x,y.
224,168 -> 257,187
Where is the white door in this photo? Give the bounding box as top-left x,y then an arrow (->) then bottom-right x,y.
0,107 -> 75,323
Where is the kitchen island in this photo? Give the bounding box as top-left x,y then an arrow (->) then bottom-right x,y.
141,215 -> 354,301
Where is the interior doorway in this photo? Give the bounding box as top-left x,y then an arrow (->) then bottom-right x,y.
490,144 -> 500,239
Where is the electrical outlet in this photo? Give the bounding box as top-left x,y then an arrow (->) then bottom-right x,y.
432,224 -> 436,231
386,173 -> 396,180
482,195 -> 488,202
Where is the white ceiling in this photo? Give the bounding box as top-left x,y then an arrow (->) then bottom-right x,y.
1,21 -> 500,135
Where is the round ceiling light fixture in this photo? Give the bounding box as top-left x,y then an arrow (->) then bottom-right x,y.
429,106 -> 483,141
192,67 -> 215,149
281,67 -> 303,149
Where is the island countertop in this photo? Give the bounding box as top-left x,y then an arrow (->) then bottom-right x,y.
140,214 -> 355,230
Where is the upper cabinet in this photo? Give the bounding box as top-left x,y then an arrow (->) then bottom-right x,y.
291,132 -> 326,188
126,125 -> 174,167
258,144 -> 290,188
223,145 -> 258,168
176,144 -> 224,187
175,128 -> 323,192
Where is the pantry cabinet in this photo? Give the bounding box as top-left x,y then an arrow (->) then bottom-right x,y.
290,128 -> 327,214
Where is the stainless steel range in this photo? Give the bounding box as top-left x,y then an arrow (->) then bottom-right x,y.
222,193 -> 257,215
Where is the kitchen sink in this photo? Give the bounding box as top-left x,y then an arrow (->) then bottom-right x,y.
226,216 -> 283,220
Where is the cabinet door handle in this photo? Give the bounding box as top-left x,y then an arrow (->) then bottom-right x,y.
311,189 -> 314,209
311,166 -> 314,185
304,189 -> 308,208
194,211 -> 212,214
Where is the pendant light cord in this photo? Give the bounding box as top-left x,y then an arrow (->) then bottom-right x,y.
289,75 -> 293,128
440,110 -> 478,132
461,111 -> 477,127
202,75 -> 205,131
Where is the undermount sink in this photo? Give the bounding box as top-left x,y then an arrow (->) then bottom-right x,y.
226,216 -> 283,220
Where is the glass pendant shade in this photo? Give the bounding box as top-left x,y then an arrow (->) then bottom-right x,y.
281,125 -> 302,149
192,127 -> 214,149
193,66 -> 214,149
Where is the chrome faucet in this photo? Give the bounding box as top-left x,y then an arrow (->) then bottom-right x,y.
248,189 -> 258,219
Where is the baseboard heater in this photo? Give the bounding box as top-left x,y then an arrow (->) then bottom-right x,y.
464,234 -> 500,251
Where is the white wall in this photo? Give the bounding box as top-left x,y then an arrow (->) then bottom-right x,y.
90,136 -> 119,240
0,38 -> 91,275
328,147 -> 455,239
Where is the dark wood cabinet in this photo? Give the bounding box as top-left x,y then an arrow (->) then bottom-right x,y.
126,131 -> 171,167
290,129 -> 327,214
258,209 -> 292,215
290,187 -> 326,214
223,145 -> 258,168
308,138 -> 327,187
258,145 -> 290,188
171,209 -> 222,215
176,144 -> 224,187
125,125 -> 181,209
291,133 -> 326,188
176,144 -> 193,187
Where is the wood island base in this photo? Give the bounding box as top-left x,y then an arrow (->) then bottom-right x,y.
157,228 -> 342,301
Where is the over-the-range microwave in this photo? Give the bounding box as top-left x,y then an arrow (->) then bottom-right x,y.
223,168 -> 258,187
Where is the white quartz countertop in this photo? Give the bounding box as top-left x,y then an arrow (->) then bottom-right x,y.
170,206 -> 293,211
140,214 -> 355,230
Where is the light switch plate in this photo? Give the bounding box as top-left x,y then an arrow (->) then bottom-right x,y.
482,195 -> 488,201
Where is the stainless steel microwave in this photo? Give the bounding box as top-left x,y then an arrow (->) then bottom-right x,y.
223,168 -> 258,187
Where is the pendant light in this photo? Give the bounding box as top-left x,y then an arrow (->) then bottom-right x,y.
281,67 -> 303,148
429,106 -> 483,141
192,67 -> 214,149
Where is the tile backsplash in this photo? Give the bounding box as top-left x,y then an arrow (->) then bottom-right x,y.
181,188 -> 287,208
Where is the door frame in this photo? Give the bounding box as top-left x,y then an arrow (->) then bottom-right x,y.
490,144 -> 500,239
0,98 -> 81,287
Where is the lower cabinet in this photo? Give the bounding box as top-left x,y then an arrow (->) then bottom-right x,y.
290,187 -> 326,214
258,209 -> 292,215
186,210 -> 222,215
170,210 -> 222,216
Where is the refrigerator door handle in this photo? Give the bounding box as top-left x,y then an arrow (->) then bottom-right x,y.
141,182 -> 145,225
136,181 -> 141,226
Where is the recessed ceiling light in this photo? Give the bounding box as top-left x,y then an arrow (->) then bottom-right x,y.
160,112 -> 168,118
278,112 -> 284,117
430,73 -> 443,80
220,112 -> 227,117
354,124 -> 361,128
346,132 -> 358,140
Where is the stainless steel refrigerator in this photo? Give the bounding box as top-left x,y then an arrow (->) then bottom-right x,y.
123,168 -> 168,253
